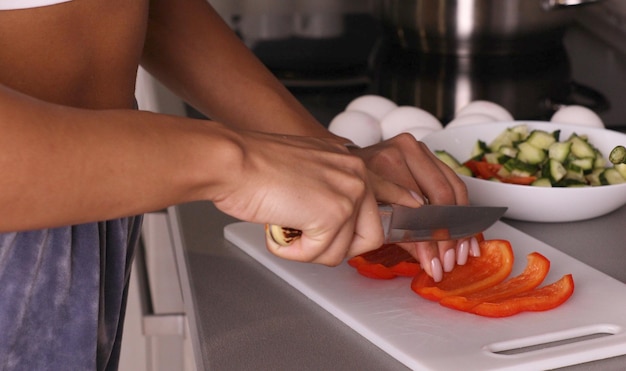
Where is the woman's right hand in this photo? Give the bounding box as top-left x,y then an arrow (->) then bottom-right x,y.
211,131 -> 419,266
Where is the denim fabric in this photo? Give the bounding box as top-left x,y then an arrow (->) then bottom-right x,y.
0,216 -> 142,371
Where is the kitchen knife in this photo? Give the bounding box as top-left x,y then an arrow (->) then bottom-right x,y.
266,204 -> 507,246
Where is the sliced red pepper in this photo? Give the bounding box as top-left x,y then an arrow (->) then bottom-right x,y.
348,233 -> 485,280
439,252 -> 550,312
348,244 -> 420,280
470,274 -> 575,318
411,240 -> 514,301
389,261 -> 422,277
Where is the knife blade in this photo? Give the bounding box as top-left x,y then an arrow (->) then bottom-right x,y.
266,204 -> 507,246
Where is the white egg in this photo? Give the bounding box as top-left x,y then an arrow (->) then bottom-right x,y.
550,105 -> 605,128
455,100 -> 514,122
328,110 -> 382,147
345,95 -> 398,121
403,127 -> 437,141
380,106 -> 443,140
446,113 -> 499,129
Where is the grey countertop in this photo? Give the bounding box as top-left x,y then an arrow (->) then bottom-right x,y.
169,201 -> 626,371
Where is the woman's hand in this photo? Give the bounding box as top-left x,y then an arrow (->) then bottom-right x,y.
211,131 -> 420,266
349,133 -> 475,281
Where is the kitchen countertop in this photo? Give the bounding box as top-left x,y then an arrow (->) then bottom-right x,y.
169,201 -> 626,371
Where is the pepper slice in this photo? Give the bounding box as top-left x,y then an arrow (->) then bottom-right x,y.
348,233 -> 485,280
439,252 -> 550,312
470,274 -> 575,318
411,240 -> 514,301
348,244 -> 420,280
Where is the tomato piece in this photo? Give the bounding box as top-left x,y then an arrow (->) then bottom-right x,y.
473,161 -> 503,180
348,244 -> 420,280
439,252 -> 550,311
470,274 -> 575,318
501,175 -> 537,185
411,240 -> 514,301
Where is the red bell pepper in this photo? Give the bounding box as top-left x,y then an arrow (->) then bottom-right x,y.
470,274 -> 575,318
348,244 -> 421,280
439,252 -> 550,311
411,240 -> 514,301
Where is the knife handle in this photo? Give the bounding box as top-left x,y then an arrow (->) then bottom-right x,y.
265,224 -> 302,247
265,204 -> 393,247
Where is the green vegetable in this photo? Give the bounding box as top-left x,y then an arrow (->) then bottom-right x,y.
609,145 -> 626,164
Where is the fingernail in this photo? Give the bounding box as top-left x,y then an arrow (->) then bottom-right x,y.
409,190 -> 425,205
456,240 -> 469,265
469,237 -> 480,257
431,257 -> 443,282
443,249 -> 455,272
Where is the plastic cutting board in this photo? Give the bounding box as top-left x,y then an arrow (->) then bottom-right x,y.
224,221 -> 626,370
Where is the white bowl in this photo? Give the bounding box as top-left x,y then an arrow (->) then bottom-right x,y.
421,121 -> 626,222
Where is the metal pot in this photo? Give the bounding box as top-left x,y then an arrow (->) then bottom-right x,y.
373,45 -> 609,123
380,0 -> 603,55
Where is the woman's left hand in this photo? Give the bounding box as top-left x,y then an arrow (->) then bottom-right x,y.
349,133 -> 476,282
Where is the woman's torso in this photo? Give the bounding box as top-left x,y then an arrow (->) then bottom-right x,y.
0,0 -> 149,109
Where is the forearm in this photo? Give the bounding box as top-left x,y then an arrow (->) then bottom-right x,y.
0,85 -> 241,232
141,0 -> 336,138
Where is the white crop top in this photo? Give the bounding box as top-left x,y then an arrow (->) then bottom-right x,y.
0,0 -> 72,10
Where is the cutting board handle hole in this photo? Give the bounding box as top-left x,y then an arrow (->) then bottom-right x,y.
484,324 -> 620,356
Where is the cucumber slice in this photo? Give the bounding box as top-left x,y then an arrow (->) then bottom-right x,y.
568,134 -> 596,159
454,165 -> 473,177
484,152 -> 509,164
489,127 -> 525,151
516,142 -> 546,165
471,140 -> 489,159
600,168 -> 626,185
498,145 -> 518,158
615,163 -> 626,179
526,129 -> 558,150
502,158 -> 538,177
569,157 -> 595,174
548,141 -> 571,163
585,168 -> 604,186
543,159 -> 567,183
435,150 -> 462,169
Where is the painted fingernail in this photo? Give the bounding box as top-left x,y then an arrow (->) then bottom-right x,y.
431,257 -> 443,282
469,237 -> 481,257
443,248 -> 455,272
410,190 -> 425,205
456,240 -> 469,265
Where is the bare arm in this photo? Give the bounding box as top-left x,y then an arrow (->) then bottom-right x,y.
0,84 -> 238,231
141,0 -> 331,137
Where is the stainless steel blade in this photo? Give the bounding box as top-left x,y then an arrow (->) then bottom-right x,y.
379,204 -> 507,243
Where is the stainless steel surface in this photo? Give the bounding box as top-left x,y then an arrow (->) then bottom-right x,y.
381,204 -> 507,242
381,0 -> 603,54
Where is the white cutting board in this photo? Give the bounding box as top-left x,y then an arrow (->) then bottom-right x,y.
224,221 -> 626,370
